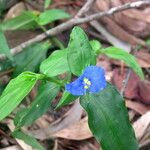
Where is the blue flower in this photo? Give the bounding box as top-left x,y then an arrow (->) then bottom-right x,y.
65,66 -> 107,96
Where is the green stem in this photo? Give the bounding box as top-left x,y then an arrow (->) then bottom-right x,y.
51,37 -> 65,49
45,76 -> 65,86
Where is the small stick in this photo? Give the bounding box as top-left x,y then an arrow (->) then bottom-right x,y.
120,69 -> 131,96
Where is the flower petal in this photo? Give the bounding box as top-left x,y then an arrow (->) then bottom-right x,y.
83,66 -> 107,93
65,76 -> 85,96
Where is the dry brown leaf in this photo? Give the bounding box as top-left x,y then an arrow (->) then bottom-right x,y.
95,0 -> 150,44
133,111 -> 150,140
99,17 -> 145,45
0,145 -> 22,150
138,80 -> 150,104
53,112 -> 150,142
6,119 -> 33,150
126,99 -> 150,115
31,100 -> 83,140
111,68 -> 140,99
53,117 -> 92,140
79,142 -> 98,150
136,50 -> 150,68
5,2 -> 26,21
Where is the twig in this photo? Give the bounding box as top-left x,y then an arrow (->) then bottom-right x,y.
90,20 -> 131,52
0,0 -> 150,60
120,45 -> 140,96
120,69 -> 131,96
75,0 -> 95,18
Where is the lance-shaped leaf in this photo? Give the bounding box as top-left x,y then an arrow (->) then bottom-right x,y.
40,49 -> 70,77
0,29 -> 13,60
80,83 -> 139,150
67,27 -> 96,76
13,41 -> 50,76
100,47 -> 144,79
0,72 -> 43,121
12,130 -> 45,150
14,82 -> 60,127
1,11 -> 38,30
38,9 -> 70,25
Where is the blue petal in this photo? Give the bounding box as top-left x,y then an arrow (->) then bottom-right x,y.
65,76 -> 85,96
65,66 -> 107,95
83,66 -> 107,93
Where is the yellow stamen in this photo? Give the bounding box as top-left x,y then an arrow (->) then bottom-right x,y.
83,78 -> 89,84
86,81 -> 91,85
84,85 -> 89,89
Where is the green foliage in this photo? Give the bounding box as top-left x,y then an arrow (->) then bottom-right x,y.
56,91 -> 78,109
12,130 -> 45,150
38,9 -> 70,25
80,83 -> 139,150
67,27 -> 96,76
40,49 -> 70,77
90,40 -> 102,52
13,42 -> 50,76
99,47 -> 144,79
0,25 -> 142,149
1,11 -> 38,30
14,82 -> 60,128
1,9 -> 70,30
0,72 -> 43,121
0,29 -> 13,60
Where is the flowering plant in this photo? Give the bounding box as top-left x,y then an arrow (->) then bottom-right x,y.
0,26 -> 142,150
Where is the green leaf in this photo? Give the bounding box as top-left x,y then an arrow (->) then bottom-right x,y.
40,49 -> 70,77
100,47 -> 144,79
90,40 -> 102,53
0,30 -> 13,60
12,130 -> 45,150
56,91 -> 78,109
14,81 -> 60,127
13,42 -> 50,76
1,11 -> 38,30
44,0 -> 52,9
0,72 -> 42,121
80,83 -> 139,150
67,26 -> 96,76
38,9 -> 70,25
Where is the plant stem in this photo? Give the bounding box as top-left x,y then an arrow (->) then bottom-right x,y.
45,76 -> 65,86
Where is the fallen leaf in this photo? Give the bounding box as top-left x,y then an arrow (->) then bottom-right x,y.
95,0 -> 150,45
126,99 -> 150,115
54,117 -> 92,140
4,2 -> 26,21
111,68 -> 140,99
0,145 -> 22,150
138,80 -> 150,104
111,50 -> 150,68
133,111 -> 150,140
31,100 -> 83,140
